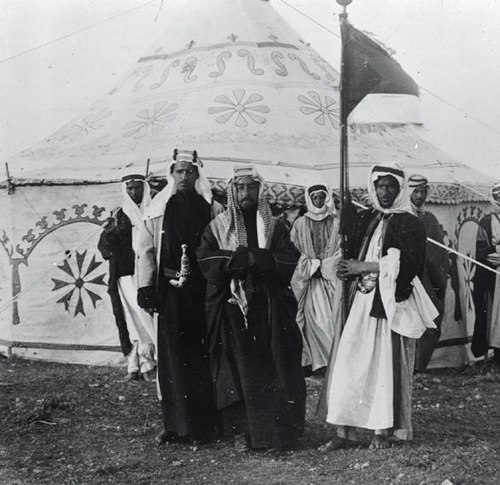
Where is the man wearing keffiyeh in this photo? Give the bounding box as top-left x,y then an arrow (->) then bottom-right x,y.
98,174 -> 156,381
408,174 -> 450,372
320,162 -> 437,451
471,182 -> 500,370
197,165 -> 306,452
290,184 -> 342,375
136,149 -> 223,446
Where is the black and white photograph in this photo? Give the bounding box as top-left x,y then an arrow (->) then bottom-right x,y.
1,1 -> 500,483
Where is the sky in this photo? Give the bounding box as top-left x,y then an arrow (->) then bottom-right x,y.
1,0 -> 500,177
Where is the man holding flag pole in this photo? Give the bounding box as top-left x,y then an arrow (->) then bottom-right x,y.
320,0 -> 434,450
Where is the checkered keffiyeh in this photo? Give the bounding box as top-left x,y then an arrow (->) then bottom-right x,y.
227,165 -> 272,247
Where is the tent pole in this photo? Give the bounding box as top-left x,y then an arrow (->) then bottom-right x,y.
5,162 -> 15,195
337,0 -> 352,328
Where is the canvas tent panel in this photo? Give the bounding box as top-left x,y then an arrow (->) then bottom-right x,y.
425,202 -> 488,368
0,185 -> 124,364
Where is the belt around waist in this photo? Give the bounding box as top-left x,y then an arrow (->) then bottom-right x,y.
163,268 -> 179,278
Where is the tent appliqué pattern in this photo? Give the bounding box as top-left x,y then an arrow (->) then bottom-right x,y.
454,205 -> 484,314
208,89 -> 270,127
0,204 -> 108,325
123,101 -> 179,139
51,250 -> 106,317
299,91 -> 340,128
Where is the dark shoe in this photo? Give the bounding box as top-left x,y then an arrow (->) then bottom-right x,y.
233,432 -> 250,452
155,430 -> 178,446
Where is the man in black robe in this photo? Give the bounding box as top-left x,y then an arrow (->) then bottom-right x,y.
136,149 -> 223,445
409,174 -> 450,371
197,165 -> 306,452
472,182 -> 500,370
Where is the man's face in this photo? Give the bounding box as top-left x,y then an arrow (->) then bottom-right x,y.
234,176 -> 260,212
311,191 -> 326,209
375,175 -> 400,209
171,161 -> 199,192
126,180 -> 144,205
410,186 -> 428,208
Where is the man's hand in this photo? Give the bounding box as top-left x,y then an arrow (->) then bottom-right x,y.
337,259 -> 379,278
137,286 -> 157,313
487,252 -> 500,267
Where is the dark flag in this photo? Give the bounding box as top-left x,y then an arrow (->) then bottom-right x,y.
341,21 -> 419,116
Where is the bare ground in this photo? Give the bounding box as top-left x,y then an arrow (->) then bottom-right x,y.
1,355 -> 499,485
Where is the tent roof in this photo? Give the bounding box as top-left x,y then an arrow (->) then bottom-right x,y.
4,0 -> 496,203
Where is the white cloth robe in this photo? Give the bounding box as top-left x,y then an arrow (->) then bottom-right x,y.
325,219 -> 437,439
291,214 -> 342,370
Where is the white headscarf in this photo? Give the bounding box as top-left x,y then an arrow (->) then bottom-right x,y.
304,184 -> 336,221
408,173 -> 429,214
121,174 -> 151,228
367,162 -> 413,214
144,150 -> 212,220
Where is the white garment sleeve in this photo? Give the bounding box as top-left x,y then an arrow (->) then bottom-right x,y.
379,248 -> 438,339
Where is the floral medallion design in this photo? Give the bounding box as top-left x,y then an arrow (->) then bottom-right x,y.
51,250 -> 106,317
298,91 -> 340,128
208,89 -> 270,127
57,107 -> 113,144
123,101 -> 179,139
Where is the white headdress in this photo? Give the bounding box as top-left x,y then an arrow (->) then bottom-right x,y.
304,184 -> 335,221
368,162 -> 412,214
120,173 -> 151,228
144,149 -> 212,220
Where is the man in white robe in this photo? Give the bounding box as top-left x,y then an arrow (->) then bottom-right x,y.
291,184 -> 342,374
98,174 -> 156,381
321,163 -> 437,450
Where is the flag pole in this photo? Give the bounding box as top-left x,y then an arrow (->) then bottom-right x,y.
338,0 -> 351,211
337,0 -> 352,327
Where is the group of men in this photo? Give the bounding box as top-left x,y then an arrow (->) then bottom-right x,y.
98,148 -> 498,452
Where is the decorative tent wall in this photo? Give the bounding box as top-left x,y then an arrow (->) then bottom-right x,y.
0,0 -> 496,366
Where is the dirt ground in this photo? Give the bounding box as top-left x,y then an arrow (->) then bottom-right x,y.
1,355 -> 499,485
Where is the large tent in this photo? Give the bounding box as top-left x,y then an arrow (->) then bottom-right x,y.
0,0 -> 496,366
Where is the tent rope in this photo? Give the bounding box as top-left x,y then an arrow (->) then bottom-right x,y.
351,200 -> 500,277
0,1 -> 157,65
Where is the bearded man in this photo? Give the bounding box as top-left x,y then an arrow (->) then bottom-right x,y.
409,174 -> 450,371
98,174 -> 156,381
290,184 -> 342,375
197,165 -> 306,452
136,149 -> 223,445
321,163 -> 437,450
